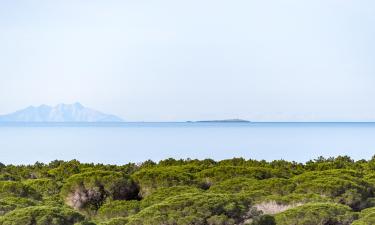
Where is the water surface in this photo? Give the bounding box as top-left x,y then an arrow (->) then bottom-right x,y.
0,122 -> 374,164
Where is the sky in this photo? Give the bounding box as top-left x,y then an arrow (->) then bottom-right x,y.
0,0 -> 375,122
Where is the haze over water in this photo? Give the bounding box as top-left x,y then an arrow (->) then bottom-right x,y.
1,122 -> 375,165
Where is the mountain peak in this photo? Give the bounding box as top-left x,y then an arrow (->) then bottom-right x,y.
0,103 -> 123,122
73,102 -> 83,108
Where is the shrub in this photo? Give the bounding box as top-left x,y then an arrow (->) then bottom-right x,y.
0,197 -> 37,216
196,166 -> 277,187
98,217 -> 128,225
131,167 -> 196,197
259,193 -> 330,205
0,181 -> 41,200
97,200 -> 140,220
0,206 -> 85,225
61,171 -> 139,211
291,170 -> 373,209
23,178 -> 60,196
274,203 -> 356,225
209,177 -> 294,196
126,193 -> 251,225
206,215 -> 235,225
48,160 -> 81,181
351,207 -> 375,225
250,214 -> 276,225
140,186 -> 202,208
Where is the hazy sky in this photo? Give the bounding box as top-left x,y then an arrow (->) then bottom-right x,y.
1,0 -> 375,121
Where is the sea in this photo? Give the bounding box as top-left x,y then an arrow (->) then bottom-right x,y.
0,122 -> 375,165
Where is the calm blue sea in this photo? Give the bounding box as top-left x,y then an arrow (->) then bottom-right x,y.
0,122 -> 375,165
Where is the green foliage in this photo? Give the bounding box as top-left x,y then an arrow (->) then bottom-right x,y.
0,197 -> 38,216
131,166 -> 196,197
259,193 -> 330,205
197,166 -> 278,188
291,170 -> 373,209
126,193 -> 251,225
0,206 -> 85,225
275,203 -> 357,225
250,214 -> 276,225
48,160 -> 81,181
23,178 -> 60,196
97,200 -> 140,220
140,186 -> 202,208
2,156 -> 375,224
209,177 -> 294,196
98,217 -> 128,225
0,181 -> 41,200
350,207 -> 375,225
305,156 -> 364,171
61,171 -> 139,211
206,215 -> 235,225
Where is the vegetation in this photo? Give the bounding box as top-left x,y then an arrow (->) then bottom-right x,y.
1,156 -> 375,224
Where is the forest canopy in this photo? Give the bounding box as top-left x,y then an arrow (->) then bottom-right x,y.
1,156 -> 375,225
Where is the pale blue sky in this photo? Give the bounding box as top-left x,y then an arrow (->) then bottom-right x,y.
1,0 -> 375,121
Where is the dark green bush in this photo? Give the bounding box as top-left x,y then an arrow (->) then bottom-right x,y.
250,214 -> 276,225
140,185 -> 202,208
196,166 -> 278,188
0,181 -> 41,200
3,157 -> 375,225
351,207 -> 375,225
291,170 -> 373,209
48,160 -> 81,181
61,171 -> 139,211
126,193 -> 251,225
98,217 -> 128,225
274,203 -> 356,225
209,177 -> 294,196
259,193 -> 329,205
0,206 -> 85,225
23,178 -> 60,196
97,200 -> 140,220
0,197 -> 37,216
206,214 -> 235,225
131,167 -> 196,197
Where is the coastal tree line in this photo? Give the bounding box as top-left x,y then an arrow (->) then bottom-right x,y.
1,156 -> 375,224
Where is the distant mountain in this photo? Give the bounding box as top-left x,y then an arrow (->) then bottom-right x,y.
0,103 -> 123,122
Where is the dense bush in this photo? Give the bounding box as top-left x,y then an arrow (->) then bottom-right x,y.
274,203 -> 357,225
352,207 -> 375,225
258,193 -> 330,205
61,171 -> 139,211
23,178 -> 60,196
126,193 -> 252,225
0,181 -> 41,200
47,160 -> 81,181
196,166 -> 278,187
0,206 -> 85,225
1,156 -> 375,224
97,200 -> 140,220
0,197 -> 37,216
291,170 -> 373,209
251,214 -> 276,225
99,217 -> 128,225
131,166 -> 196,197
209,177 -> 294,196
140,185 -> 203,208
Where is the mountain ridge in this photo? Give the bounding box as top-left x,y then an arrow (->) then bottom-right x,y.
0,103 -> 123,122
